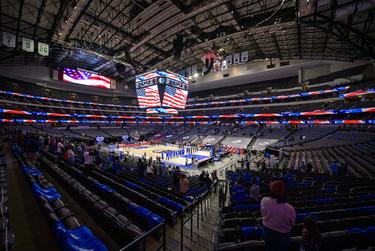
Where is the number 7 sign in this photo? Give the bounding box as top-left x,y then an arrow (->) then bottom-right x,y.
2,32 -> 16,48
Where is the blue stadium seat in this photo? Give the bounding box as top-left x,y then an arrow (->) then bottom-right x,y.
54,221 -> 108,251
156,197 -> 184,213
32,182 -> 61,201
240,226 -> 262,240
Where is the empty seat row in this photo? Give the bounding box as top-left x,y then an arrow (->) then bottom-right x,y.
10,143 -> 108,251
0,145 -> 15,251
51,158 -> 165,230
38,155 -> 144,248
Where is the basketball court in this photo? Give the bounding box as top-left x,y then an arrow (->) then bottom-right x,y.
112,143 -> 212,169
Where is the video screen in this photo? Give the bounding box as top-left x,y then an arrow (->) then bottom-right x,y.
135,70 -> 188,109
136,84 -> 161,108
62,67 -> 111,89
161,72 -> 189,109
162,84 -> 188,109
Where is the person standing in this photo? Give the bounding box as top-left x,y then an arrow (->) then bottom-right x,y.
66,146 -> 75,165
261,180 -> 296,251
57,140 -> 65,159
300,216 -> 321,251
250,178 -> 260,202
83,148 -> 93,171
179,174 -> 189,194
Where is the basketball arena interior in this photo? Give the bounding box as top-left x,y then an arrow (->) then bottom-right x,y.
0,0 -> 375,251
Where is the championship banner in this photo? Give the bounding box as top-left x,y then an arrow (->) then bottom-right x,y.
226,55 -> 233,65
241,51 -> 249,62
233,53 -> 240,64
213,61 -> 221,72
221,60 -> 228,70
22,38 -> 34,52
2,32 -> 16,48
38,42 -> 49,56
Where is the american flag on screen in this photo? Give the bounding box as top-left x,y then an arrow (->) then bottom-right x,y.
63,68 -> 111,89
137,85 -> 161,108
162,85 -> 188,109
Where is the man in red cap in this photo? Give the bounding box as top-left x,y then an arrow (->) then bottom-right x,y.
261,180 -> 296,251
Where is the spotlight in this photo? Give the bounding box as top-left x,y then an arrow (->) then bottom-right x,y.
194,73 -> 198,78
188,76 -> 192,80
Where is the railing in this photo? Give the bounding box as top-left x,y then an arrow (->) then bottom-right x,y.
119,223 -> 166,251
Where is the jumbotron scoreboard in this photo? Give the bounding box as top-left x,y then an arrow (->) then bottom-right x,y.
135,70 -> 189,113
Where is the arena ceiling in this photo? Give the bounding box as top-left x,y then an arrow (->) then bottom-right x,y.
0,0 -> 374,82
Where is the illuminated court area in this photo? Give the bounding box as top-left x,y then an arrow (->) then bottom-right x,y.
117,143 -> 212,169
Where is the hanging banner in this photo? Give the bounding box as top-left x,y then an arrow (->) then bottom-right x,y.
22,38 -> 34,52
2,32 -> 16,48
213,61 -> 221,72
233,53 -> 240,64
221,60 -> 228,70
241,51 -> 249,62
38,42 -> 49,56
226,55 -> 232,65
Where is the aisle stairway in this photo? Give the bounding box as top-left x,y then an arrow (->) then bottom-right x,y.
164,192 -> 221,251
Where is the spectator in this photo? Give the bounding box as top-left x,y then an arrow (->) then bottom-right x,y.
250,178 -> 260,202
300,161 -> 306,172
261,180 -> 296,251
83,148 -> 93,171
199,170 -> 206,184
137,158 -> 144,177
25,134 -> 40,164
57,140 -> 65,159
306,161 -> 313,174
301,216 -> 321,251
204,172 -> 212,189
211,170 -> 218,193
173,167 -> 181,192
65,146 -> 75,165
339,161 -> 348,176
95,151 -> 102,170
179,174 -> 189,194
